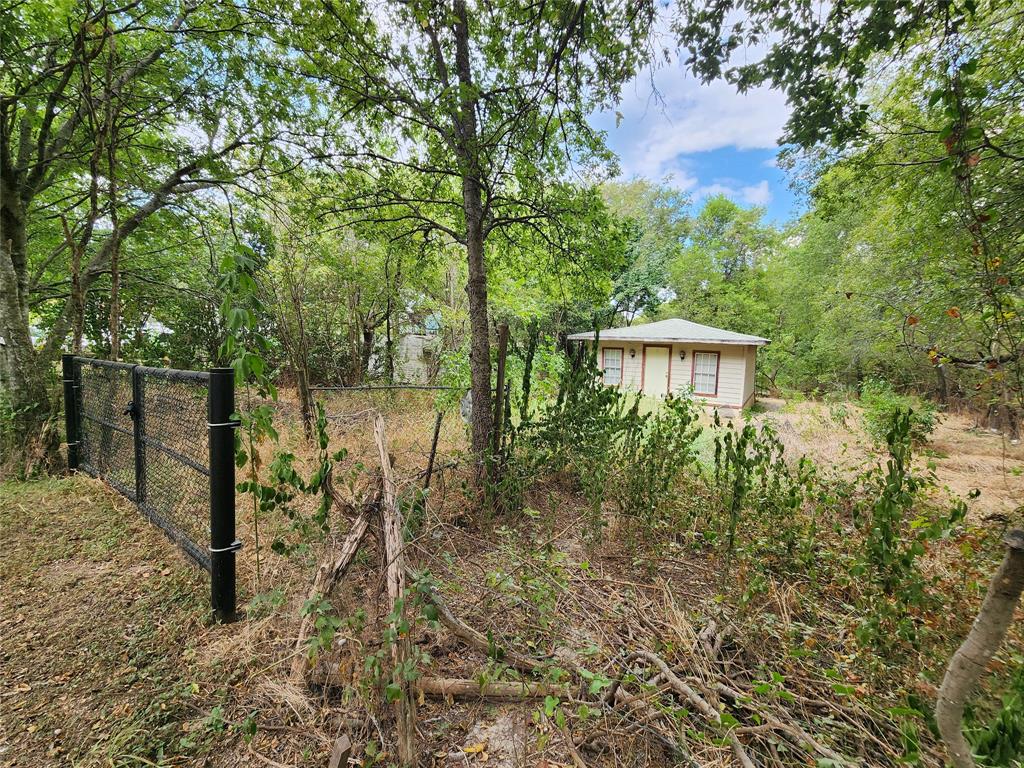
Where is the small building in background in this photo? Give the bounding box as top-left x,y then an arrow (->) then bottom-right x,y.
394,311 -> 441,383
567,318 -> 769,411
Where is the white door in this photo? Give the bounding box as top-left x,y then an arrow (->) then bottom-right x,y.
643,346 -> 670,397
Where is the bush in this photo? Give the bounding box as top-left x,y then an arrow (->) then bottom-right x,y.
859,378 -> 937,445
504,344 -> 701,542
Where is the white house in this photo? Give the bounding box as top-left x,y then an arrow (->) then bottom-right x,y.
567,318 -> 769,410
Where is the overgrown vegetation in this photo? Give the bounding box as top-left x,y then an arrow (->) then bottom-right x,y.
3,0 -> 1024,765
860,378 -> 939,446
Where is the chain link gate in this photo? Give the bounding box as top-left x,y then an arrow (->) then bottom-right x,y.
62,355 -> 239,622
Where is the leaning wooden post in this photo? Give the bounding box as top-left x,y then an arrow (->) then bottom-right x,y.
936,530 -> 1024,768
375,414 -> 417,766
489,323 -> 510,480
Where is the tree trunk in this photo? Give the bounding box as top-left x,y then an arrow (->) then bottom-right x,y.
360,327 -> 374,381
936,530 -> 1024,768
935,363 -> 949,405
106,27 -> 122,361
1,228 -> 60,470
463,212 -> 492,458
453,0 -> 492,459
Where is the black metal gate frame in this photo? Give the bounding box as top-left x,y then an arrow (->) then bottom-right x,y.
62,354 -> 240,622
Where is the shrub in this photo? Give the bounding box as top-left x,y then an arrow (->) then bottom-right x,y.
850,410 -> 966,645
860,378 -> 937,445
711,416 -> 817,571
969,661 -> 1024,767
505,344 -> 701,542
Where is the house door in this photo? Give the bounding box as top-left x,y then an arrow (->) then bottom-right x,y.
643,346 -> 670,397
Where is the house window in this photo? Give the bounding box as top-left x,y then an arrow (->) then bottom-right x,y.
692,351 -> 719,395
602,348 -> 623,385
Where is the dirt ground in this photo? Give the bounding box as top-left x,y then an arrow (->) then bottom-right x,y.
749,397 -> 1024,522
0,477 -> 214,767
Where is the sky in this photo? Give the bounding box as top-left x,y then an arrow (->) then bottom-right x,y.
591,54 -> 803,224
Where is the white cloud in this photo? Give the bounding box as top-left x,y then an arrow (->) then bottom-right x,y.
605,66 -> 790,181
740,180 -> 772,206
694,182 -> 736,199
686,178 -> 772,207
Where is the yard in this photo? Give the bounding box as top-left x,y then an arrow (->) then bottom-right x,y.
2,391 -> 1021,767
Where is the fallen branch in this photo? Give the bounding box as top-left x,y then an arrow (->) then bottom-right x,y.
290,468 -> 378,683
406,565 -> 547,675
633,652 -> 756,768
633,651 -> 720,723
376,413 -> 417,767
936,529 -> 1024,768
416,677 -> 568,700
715,681 -> 851,765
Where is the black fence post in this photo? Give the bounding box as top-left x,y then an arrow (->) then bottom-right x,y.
131,366 -> 146,507
62,354 -> 80,471
208,367 -> 239,623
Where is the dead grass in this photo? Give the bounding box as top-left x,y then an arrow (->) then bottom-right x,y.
3,390 -> 1022,767
0,476 -> 211,767
750,397 -> 1024,523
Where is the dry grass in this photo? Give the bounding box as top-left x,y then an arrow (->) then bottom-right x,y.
3,390 -> 1022,767
750,397 -> 1024,523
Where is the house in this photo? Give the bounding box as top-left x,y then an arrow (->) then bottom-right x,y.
393,312 -> 441,383
567,318 -> 769,410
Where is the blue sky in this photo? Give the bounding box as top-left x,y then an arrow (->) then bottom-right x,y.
591,55 -> 803,224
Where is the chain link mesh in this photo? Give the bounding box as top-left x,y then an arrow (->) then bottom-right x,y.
77,360 -> 137,500
315,388 -> 469,490
74,358 -> 212,570
137,367 -> 212,569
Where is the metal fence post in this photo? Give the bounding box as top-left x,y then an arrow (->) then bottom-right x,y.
62,354 -> 80,471
131,366 -> 146,507
208,367 -> 239,623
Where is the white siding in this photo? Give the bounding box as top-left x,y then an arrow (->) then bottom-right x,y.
595,340 -> 757,409
742,345 -> 757,407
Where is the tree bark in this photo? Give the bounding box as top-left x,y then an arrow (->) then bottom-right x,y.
452,0 -> 493,460
360,327 -> 374,381
936,530 -> 1024,768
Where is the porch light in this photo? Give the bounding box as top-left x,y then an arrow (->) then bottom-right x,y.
629,348 -> 636,358
679,350 -> 686,361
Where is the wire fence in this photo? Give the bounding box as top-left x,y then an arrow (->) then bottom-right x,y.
312,386 -> 469,490
64,355 -> 238,621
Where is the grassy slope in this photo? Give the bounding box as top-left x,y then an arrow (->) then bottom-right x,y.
0,477 -> 224,767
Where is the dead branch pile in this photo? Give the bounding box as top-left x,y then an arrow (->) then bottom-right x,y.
286,413 -> 916,767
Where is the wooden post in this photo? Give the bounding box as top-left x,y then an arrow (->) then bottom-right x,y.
375,414 -> 417,766
491,323 -> 509,461
423,410 -> 443,491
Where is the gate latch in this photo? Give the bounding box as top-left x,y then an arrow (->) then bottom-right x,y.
123,400 -> 138,421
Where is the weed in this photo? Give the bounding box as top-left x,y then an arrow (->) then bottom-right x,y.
861,378 -> 937,446
850,410 -> 966,646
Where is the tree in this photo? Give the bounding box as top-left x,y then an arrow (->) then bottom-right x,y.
601,179 -> 690,325
1,0 -> 292,465
267,0 -> 656,462
673,0 -> 976,148
661,195 -> 776,334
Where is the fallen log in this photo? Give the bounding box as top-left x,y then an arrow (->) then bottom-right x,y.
416,677 -> 568,700
290,468 -> 378,683
376,413 -> 417,767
